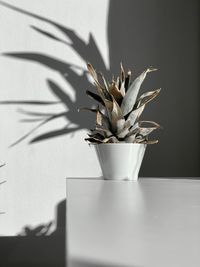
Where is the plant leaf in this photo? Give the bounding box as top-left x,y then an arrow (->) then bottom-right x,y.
119,81 -> 126,97
87,63 -> 112,103
103,136 -> 119,143
116,119 -> 126,133
139,120 -> 161,128
87,63 -> 112,102
88,132 -> 104,140
138,127 -> 158,137
85,137 -> 103,144
87,63 -> 99,83
120,62 -> 125,83
117,127 -> 130,139
125,133 -> 137,143
116,119 -> 132,138
116,77 -> 121,90
121,67 -> 157,115
109,82 -> 123,104
93,127 -> 113,137
79,107 -> 110,130
78,107 -> 97,113
86,90 -> 105,106
110,97 -> 124,131
125,122 -> 140,137
124,70 -> 131,92
140,140 -> 159,145
127,105 -> 145,126
136,120 -> 161,138
93,81 -> 111,102
135,88 -> 161,108
104,99 -> 113,112
98,72 -> 109,91
96,110 -> 102,126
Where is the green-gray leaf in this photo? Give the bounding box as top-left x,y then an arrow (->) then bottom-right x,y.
121,67 -> 157,115
127,105 -> 145,126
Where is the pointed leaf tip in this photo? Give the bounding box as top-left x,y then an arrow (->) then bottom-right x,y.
121,67 -> 158,115
147,67 -> 158,72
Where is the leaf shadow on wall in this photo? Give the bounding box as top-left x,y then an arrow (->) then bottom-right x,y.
0,0 -> 112,147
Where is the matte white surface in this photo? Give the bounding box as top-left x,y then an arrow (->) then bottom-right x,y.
95,144 -> 146,180
67,178 -> 200,267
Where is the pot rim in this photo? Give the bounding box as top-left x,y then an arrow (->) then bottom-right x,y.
89,143 -> 147,146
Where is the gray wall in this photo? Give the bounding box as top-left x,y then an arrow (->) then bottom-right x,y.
108,0 -> 200,177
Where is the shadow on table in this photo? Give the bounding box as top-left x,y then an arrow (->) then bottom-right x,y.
70,259 -> 139,267
0,199 -> 66,267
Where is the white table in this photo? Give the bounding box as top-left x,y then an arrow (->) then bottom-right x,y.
66,178 -> 200,267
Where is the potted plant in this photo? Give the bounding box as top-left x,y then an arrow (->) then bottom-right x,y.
81,63 -> 161,180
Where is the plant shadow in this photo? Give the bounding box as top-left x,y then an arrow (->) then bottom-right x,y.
0,199 -> 66,267
0,0 -> 112,146
0,198 -> 139,267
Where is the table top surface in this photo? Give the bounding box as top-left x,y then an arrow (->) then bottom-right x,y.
67,178 -> 200,267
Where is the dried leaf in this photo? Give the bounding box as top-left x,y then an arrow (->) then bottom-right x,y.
103,136 -> 119,143
96,110 -> 102,126
116,119 -> 132,138
109,82 -> 123,104
141,140 -> 159,145
93,127 -> 113,137
121,67 -> 157,115
94,82 -> 112,103
87,63 -> 98,83
87,63 -> 112,103
138,127 -> 157,137
110,97 -> 124,131
104,99 -> 113,112
124,71 -> 131,92
136,120 -> 161,138
116,77 -> 121,90
125,133 -> 137,143
79,107 -> 110,130
120,62 -> 125,83
97,110 -> 110,130
124,119 -> 132,129
117,127 -> 130,139
135,88 -> 161,108
126,122 -> 140,137
85,137 -> 103,144
78,107 -> 97,113
88,132 -> 104,140
139,120 -> 161,128
86,90 -> 105,106
120,82 -> 126,97
98,72 -> 109,91
116,119 -> 126,133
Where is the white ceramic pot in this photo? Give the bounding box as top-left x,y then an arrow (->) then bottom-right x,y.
95,143 -> 146,180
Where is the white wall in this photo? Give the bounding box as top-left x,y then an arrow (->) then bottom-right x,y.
0,0 -> 109,235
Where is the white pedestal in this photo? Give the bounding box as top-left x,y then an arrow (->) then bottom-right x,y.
66,178 -> 200,267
